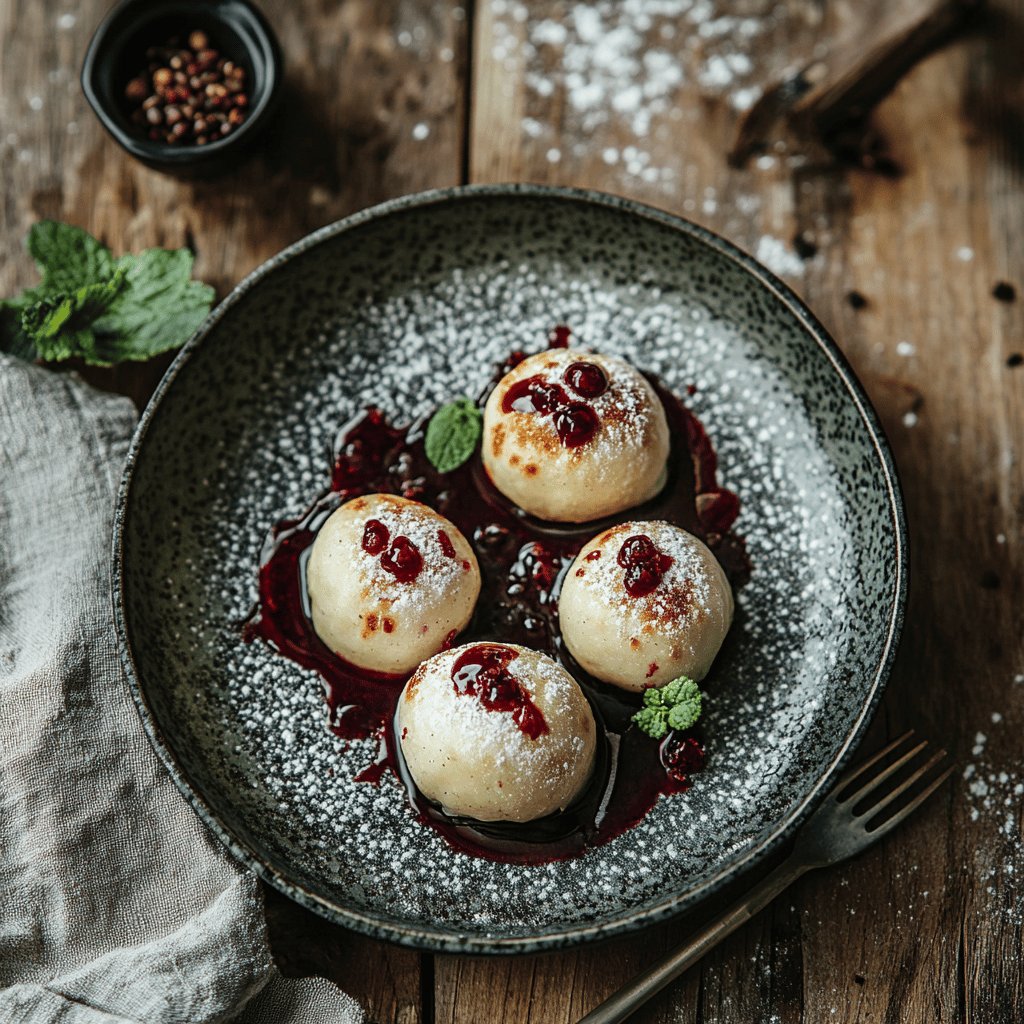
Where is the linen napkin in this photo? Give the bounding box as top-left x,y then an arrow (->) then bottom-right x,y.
0,355 -> 365,1024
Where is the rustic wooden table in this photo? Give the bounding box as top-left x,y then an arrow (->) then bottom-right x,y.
3,1 -> 1022,1020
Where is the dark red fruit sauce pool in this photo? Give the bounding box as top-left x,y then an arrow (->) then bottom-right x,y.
245,330 -> 749,863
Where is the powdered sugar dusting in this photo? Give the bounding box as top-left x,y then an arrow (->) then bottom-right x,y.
961,710 -> 1024,925
515,1 -> 770,136
484,0 -> 805,193
756,236 -> 807,279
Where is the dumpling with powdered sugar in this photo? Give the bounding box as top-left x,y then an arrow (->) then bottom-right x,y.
397,643 -> 597,822
559,520 -> 733,691
306,494 -> 480,675
482,349 -> 670,522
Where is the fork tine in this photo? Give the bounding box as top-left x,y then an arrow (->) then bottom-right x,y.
842,738 -> 930,808
834,730 -> 916,793
857,748 -> 947,820
863,758 -> 954,837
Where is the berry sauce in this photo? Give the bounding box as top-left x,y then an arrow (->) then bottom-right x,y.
553,403 -> 600,448
500,357 -> 608,449
245,331 -> 749,863
548,324 -> 572,348
564,360 -> 609,399
379,535 -> 423,582
617,534 -> 675,598
244,500 -> 403,741
437,530 -> 457,559
361,519 -> 389,555
451,643 -> 549,740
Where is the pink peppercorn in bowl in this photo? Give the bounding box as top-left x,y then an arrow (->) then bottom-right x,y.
81,0 -> 282,175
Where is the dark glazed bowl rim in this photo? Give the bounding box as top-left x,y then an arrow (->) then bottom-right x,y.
111,184 -> 908,954
81,0 -> 282,168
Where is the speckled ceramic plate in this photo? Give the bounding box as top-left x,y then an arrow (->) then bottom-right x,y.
113,185 -> 906,953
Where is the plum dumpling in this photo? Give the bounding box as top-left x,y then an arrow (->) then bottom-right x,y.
396,643 -> 597,822
306,493 -> 480,675
482,349 -> 670,522
558,521 -> 733,691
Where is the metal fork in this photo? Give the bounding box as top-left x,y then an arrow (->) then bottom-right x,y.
579,731 -> 953,1024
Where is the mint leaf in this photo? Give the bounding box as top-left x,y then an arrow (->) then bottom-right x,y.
90,248 -> 214,363
425,398 -> 483,473
633,706 -> 669,740
27,220 -> 115,294
87,245 -> 212,362
3,221 -> 215,367
0,298 -> 39,360
632,675 -> 703,738
20,271 -> 126,364
666,681 -> 702,731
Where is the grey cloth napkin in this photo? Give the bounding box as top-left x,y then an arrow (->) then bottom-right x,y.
0,356 -> 365,1024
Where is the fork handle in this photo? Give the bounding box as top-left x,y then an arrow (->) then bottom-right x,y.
578,859 -> 810,1024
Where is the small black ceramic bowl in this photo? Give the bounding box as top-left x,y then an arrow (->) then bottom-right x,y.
81,0 -> 282,175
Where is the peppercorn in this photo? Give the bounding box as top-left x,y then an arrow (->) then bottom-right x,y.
125,76 -> 148,102
123,30 -> 250,147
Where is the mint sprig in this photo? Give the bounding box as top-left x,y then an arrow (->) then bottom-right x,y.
27,219 -> 117,294
632,676 -> 703,739
425,398 -> 483,473
21,270 -> 127,364
0,220 -> 215,367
